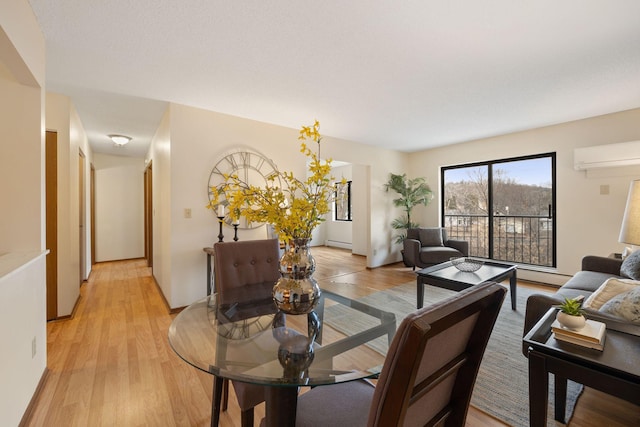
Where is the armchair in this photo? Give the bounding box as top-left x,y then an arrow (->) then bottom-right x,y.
403,227 -> 469,270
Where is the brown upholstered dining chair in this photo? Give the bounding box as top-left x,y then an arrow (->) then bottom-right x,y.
294,281 -> 506,427
212,238 -> 281,427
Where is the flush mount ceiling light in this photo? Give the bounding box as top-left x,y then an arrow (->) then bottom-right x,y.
108,134 -> 132,146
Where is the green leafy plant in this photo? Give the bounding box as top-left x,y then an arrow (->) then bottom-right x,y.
558,297 -> 584,316
384,173 -> 433,244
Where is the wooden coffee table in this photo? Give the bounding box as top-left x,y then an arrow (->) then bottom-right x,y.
416,259 -> 517,310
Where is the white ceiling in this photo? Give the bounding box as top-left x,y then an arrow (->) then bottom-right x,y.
29,1 -> 640,157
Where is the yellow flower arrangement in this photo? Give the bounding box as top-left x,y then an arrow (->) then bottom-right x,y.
208,120 -> 341,242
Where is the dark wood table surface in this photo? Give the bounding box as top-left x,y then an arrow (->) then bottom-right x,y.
523,308 -> 640,426
416,259 -> 517,310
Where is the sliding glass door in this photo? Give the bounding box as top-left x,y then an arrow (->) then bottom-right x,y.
442,153 -> 556,267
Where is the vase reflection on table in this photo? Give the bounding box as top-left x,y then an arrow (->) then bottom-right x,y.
273,238 -> 321,314
272,309 -> 321,380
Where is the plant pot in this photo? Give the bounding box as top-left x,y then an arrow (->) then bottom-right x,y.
556,311 -> 586,331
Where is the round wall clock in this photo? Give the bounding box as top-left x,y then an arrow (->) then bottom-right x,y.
208,148 -> 280,229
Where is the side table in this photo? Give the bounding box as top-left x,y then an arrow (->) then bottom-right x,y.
523,308 -> 640,426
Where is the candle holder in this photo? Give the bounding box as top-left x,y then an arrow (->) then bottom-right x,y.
217,216 -> 225,243
233,223 -> 239,241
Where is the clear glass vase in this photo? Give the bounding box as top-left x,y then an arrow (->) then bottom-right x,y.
272,238 -> 321,314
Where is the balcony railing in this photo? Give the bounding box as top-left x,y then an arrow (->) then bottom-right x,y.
444,214 -> 554,267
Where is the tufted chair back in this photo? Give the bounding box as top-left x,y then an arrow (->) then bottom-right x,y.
213,238 -> 281,304
211,238 -> 280,426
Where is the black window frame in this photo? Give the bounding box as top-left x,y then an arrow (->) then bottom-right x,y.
440,152 -> 556,267
334,180 -> 352,222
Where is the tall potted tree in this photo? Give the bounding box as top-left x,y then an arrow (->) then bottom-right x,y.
384,173 -> 434,245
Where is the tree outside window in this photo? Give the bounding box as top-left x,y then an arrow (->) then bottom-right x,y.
335,181 -> 352,221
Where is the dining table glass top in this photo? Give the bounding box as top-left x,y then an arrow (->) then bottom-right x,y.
168,282 -> 396,387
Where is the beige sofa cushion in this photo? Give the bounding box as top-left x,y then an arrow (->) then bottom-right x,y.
583,278 -> 640,310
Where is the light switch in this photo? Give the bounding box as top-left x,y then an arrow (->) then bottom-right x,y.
184,208 -> 192,218
600,185 -> 610,195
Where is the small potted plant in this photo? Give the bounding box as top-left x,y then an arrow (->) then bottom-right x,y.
556,297 -> 586,330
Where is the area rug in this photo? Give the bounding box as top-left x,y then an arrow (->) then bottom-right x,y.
324,281 -> 583,426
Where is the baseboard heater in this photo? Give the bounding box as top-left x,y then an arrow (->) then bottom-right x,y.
325,240 -> 352,250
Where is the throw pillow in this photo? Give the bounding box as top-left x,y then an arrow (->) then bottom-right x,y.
599,287 -> 640,323
620,249 -> 640,280
418,228 -> 443,247
583,278 -> 640,310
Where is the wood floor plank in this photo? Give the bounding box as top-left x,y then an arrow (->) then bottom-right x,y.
22,249 -> 639,426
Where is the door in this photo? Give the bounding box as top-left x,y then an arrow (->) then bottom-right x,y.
79,150 -> 86,284
91,164 -> 96,265
46,131 -> 58,320
144,162 -> 153,268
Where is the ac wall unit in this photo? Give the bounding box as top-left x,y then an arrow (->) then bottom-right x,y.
574,140 -> 640,170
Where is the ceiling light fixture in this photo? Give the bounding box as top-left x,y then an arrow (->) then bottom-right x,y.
109,134 -> 132,146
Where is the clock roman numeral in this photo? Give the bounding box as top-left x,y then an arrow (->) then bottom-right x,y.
225,155 -> 238,169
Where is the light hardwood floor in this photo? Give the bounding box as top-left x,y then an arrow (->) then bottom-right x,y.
23,246 -> 639,426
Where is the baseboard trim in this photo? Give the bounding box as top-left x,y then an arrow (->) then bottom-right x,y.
18,367 -> 49,427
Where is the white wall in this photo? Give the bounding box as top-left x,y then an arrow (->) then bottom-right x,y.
147,104 -> 407,308
409,108 -> 640,284
0,253 -> 47,427
94,153 -> 145,261
0,0 -> 47,424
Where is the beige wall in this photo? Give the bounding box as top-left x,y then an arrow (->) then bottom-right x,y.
408,108 -> 640,284
148,103 -> 407,308
46,92 -> 93,316
93,153 -> 145,262
148,107 -> 172,304
0,0 -> 47,424
325,164 -> 353,248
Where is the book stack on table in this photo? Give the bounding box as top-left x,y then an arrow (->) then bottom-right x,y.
551,319 -> 606,351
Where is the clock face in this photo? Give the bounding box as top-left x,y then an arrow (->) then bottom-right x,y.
208,148 -> 280,229
216,315 -> 275,340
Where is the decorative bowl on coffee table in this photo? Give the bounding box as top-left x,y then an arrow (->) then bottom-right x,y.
450,257 -> 484,272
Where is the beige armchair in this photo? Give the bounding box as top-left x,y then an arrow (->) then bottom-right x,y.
403,227 -> 469,270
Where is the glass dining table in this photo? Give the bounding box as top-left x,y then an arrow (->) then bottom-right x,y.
168,282 -> 396,427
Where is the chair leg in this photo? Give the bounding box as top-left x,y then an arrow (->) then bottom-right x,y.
211,376 -> 224,427
241,408 -> 254,427
222,379 -> 229,411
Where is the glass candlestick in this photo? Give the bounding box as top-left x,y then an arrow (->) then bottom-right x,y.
233,223 -> 239,241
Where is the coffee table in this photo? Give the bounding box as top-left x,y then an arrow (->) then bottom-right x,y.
416,259 -> 517,310
523,308 -> 640,426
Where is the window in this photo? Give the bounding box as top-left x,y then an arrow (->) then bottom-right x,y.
335,180 -> 352,221
441,153 -> 556,267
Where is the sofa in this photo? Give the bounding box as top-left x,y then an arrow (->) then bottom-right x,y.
524,253 -> 640,344
403,227 -> 469,270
